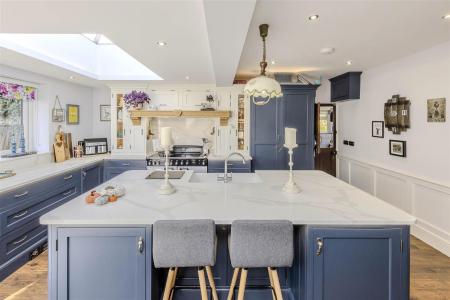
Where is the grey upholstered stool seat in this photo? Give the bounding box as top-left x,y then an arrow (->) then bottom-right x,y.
153,219 -> 218,300
228,220 -> 294,300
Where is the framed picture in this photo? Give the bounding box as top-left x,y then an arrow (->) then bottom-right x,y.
100,105 -> 111,121
372,121 -> 384,138
66,104 -> 80,125
389,140 -> 406,157
427,98 -> 446,122
52,108 -> 65,122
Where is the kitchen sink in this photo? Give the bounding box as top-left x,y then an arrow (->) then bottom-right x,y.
189,173 -> 263,184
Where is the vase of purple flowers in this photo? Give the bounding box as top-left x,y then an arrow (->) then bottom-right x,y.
123,90 -> 150,110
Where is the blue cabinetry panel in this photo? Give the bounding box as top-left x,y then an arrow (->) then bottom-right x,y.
207,160 -> 251,173
103,159 -> 146,181
81,162 -> 103,192
56,227 -> 149,300
251,85 -> 318,170
307,226 -> 409,300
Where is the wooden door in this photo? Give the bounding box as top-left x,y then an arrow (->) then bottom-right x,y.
56,227 -> 147,300
314,103 -> 337,176
310,227 -> 406,300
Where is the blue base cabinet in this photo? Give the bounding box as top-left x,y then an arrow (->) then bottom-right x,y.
302,226 -> 410,300
103,159 -> 147,181
207,160 -> 252,173
46,225 -> 410,300
52,227 -> 152,300
81,162 -> 103,193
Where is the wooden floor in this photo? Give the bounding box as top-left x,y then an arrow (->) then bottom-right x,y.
0,236 -> 449,300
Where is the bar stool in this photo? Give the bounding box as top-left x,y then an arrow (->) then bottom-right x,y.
228,220 -> 294,300
153,219 -> 219,300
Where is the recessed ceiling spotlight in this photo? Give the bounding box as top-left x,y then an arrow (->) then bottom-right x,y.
271,60 -> 276,65
320,47 -> 335,55
346,60 -> 353,65
443,14 -> 450,20
69,75 -> 75,80
156,41 -> 167,46
308,14 -> 319,21
185,76 -> 190,80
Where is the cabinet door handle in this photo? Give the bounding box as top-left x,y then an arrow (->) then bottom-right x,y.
121,163 -> 131,166
14,191 -> 29,198
13,235 -> 28,245
316,238 -> 323,256
63,190 -> 72,196
82,171 -> 87,178
137,236 -> 144,253
12,210 -> 28,219
63,175 -> 73,180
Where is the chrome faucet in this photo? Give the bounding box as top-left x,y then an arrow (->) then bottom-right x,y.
218,152 -> 246,183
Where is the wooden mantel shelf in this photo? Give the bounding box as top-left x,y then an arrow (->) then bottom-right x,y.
129,110 -> 231,126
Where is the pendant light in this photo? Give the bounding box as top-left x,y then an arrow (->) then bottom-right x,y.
244,24 -> 283,106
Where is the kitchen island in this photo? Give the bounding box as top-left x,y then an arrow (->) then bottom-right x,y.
40,170 -> 415,300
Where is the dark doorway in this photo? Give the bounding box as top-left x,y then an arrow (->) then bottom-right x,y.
314,103 -> 337,176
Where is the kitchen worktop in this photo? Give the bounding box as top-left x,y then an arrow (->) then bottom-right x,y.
40,170 -> 416,226
0,154 -> 144,192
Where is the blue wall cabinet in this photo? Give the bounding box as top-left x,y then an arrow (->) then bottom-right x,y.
55,227 -> 151,300
329,72 -> 362,102
251,85 -> 318,170
306,226 -> 409,300
81,162 -> 103,193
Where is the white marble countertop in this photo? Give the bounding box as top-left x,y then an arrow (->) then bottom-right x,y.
40,170 -> 416,226
0,155 -> 108,193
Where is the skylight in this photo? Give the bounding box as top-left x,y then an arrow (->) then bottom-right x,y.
0,33 -> 163,81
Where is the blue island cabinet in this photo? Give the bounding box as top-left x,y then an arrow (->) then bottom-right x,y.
303,226 -> 410,300
49,226 -> 153,300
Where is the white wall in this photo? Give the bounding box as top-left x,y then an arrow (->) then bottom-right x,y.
0,64 -> 96,152
92,85 -> 112,147
316,42 -> 450,256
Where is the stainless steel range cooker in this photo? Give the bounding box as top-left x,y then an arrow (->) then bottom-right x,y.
146,145 -> 208,173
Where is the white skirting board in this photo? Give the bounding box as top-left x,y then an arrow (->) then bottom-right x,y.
337,155 -> 450,257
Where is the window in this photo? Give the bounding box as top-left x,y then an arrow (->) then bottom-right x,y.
0,81 -> 37,157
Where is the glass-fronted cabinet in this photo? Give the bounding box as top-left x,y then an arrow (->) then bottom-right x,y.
237,94 -> 245,150
115,93 -> 124,150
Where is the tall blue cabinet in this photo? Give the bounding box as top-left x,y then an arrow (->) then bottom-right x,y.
250,84 -> 319,170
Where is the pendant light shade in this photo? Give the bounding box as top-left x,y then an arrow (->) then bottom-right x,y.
244,75 -> 283,106
244,24 -> 283,106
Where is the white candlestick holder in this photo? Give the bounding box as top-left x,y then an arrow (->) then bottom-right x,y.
283,144 -> 301,194
158,146 -> 176,195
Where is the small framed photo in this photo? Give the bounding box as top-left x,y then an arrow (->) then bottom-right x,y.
427,98 -> 446,122
372,121 -> 384,138
389,140 -> 406,157
100,105 -> 111,121
66,104 -> 80,125
52,108 -> 65,122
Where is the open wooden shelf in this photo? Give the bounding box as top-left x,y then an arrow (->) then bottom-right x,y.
129,110 -> 231,126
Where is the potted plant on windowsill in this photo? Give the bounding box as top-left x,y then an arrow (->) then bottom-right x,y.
123,90 -> 150,110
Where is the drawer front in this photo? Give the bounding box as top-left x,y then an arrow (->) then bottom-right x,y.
0,218 -> 47,264
103,159 -> 146,169
0,185 -> 79,236
208,160 -> 251,172
0,169 -> 80,209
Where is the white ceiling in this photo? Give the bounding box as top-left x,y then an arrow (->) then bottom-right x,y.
0,0 -> 449,87
238,0 -> 450,79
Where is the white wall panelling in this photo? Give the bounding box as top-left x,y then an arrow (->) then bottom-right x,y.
338,155 -> 450,257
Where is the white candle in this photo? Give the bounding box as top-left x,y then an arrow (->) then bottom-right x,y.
160,127 -> 173,147
285,127 -> 297,147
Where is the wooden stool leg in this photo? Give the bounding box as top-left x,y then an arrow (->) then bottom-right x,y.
198,267 -> 208,300
206,266 -> 219,300
163,267 -> 176,300
169,267 -> 178,300
270,268 -> 283,300
267,267 -> 276,300
227,268 -> 240,300
237,268 -> 248,300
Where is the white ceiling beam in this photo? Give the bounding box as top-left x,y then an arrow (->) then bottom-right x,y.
203,0 -> 256,86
